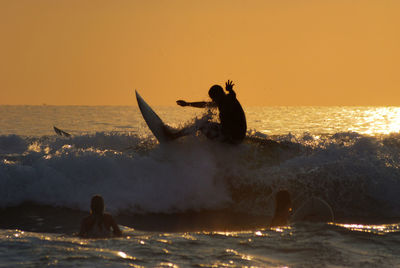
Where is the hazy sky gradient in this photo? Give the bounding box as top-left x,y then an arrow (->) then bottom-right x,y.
1,0 -> 399,106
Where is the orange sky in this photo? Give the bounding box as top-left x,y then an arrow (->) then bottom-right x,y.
1,0 -> 399,106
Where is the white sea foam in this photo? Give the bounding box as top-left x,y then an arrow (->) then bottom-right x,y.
0,131 -> 399,220
0,134 -> 232,213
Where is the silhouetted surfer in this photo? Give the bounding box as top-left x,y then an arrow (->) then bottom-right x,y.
167,80 -> 247,144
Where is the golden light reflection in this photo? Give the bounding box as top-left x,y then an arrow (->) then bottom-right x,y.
117,251 -> 136,260
203,230 -> 255,237
157,239 -> 172,244
180,233 -> 197,240
158,262 -> 178,268
117,251 -> 127,258
225,249 -> 253,261
208,231 -> 240,237
347,107 -> 400,135
254,231 -> 263,236
270,226 -> 292,233
28,142 -> 42,153
42,235 -> 52,241
225,249 -> 238,254
330,223 -> 400,235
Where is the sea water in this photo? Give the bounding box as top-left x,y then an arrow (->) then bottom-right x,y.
0,105 -> 400,267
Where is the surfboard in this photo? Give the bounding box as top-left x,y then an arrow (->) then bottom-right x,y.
135,90 -> 170,143
291,197 -> 334,223
53,126 -> 71,137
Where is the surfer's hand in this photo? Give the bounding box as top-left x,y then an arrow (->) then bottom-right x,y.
176,100 -> 187,106
225,80 -> 234,91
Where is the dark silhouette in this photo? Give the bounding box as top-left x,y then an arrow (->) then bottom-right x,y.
53,126 -> 71,137
168,80 -> 247,144
270,190 -> 292,227
79,195 -> 122,238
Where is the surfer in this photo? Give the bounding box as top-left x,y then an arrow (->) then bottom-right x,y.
79,195 -> 122,238
170,80 -> 247,144
270,190 -> 292,227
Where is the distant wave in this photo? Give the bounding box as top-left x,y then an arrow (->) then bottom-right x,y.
1,131 -> 400,222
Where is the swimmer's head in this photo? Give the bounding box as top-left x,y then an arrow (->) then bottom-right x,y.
90,195 -> 105,215
208,85 -> 225,103
275,190 -> 292,213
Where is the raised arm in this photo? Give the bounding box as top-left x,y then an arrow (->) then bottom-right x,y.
225,80 -> 236,97
176,100 -> 216,108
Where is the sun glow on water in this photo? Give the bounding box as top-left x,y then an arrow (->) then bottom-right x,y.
347,107 -> 400,135
331,223 -> 400,235
117,251 -> 127,258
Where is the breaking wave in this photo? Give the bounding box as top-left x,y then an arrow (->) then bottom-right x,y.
1,130 -> 400,222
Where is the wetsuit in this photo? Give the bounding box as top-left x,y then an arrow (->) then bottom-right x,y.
217,88 -> 247,144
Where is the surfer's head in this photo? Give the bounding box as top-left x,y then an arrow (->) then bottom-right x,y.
90,195 -> 105,215
275,190 -> 292,214
208,85 -> 225,103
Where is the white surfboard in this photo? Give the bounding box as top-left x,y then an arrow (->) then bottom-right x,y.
291,197 -> 334,223
135,90 -> 170,143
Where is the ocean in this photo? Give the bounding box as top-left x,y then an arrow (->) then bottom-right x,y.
1,105 -> 400,267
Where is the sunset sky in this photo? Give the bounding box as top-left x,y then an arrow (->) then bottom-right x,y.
1,0 -> 399,106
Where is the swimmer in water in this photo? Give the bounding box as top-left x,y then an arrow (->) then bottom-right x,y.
270,190 -> 292,227
79,195 -> 122,238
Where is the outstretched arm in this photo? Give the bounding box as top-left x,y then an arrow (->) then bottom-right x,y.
176,100 -> 216,108
225,80 -> 236,97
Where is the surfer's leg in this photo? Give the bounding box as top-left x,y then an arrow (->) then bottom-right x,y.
163,122 -> 224,142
